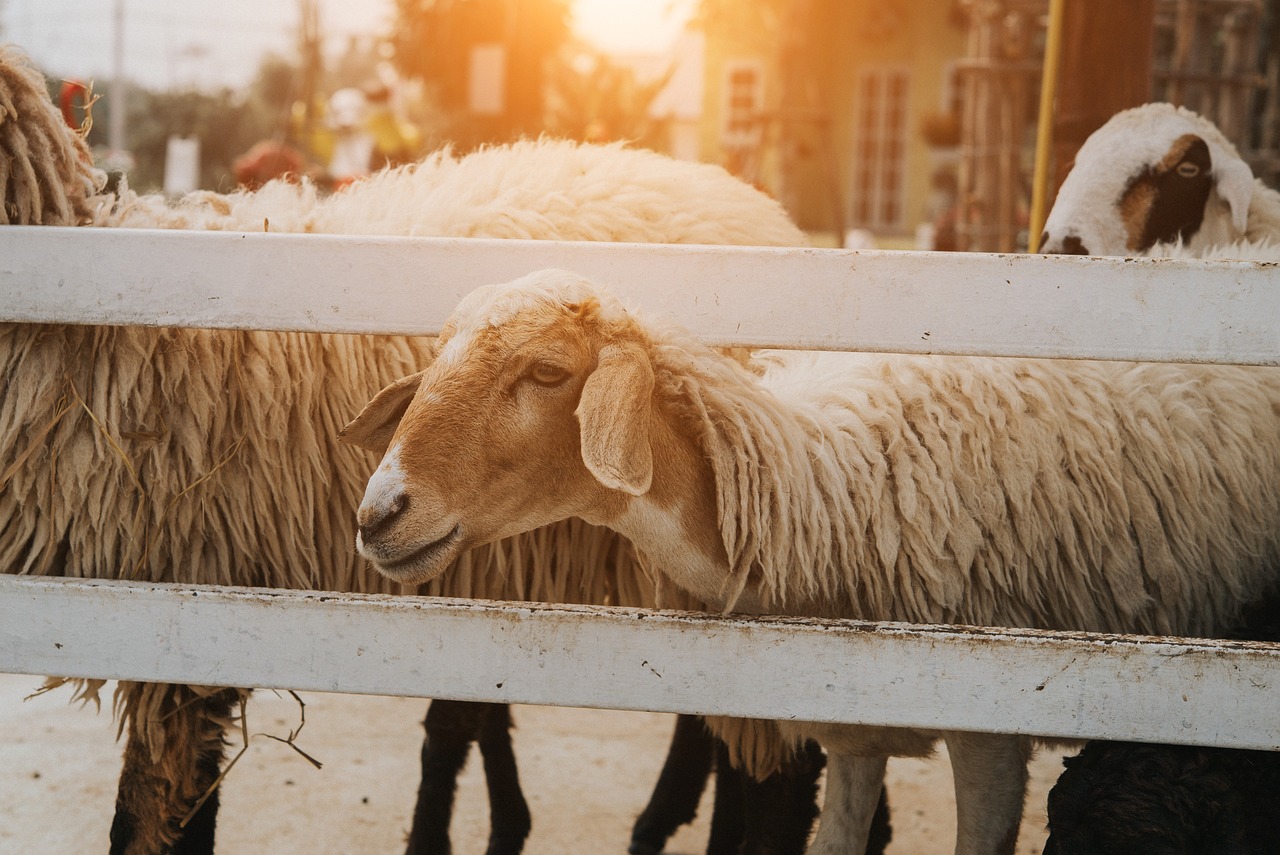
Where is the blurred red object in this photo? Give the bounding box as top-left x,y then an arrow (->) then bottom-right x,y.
59,79 -> 91,130
232,141 -> 308,189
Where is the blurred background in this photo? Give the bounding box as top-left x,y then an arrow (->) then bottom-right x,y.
3,0 -> 1277,251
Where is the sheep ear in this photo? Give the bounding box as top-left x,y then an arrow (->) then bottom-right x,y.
1211,146 -> 1255,234
577,342 -> 654,496
339,371 -> 425,453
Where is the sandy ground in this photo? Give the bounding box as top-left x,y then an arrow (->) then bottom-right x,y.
0,672 -> 1067,854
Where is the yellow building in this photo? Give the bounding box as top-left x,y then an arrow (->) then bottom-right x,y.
692,1 -> 969,245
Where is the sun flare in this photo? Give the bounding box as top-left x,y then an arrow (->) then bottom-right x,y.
571,0 -> 696,53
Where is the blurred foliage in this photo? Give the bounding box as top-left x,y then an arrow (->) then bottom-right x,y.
66,80 -> 276,193
120,88 -> 276,192
255,53 -> 301,115
389,0 -> 571,146
68,39 -> 424,194
545,49 -> 672,147
32,0 -> 706,192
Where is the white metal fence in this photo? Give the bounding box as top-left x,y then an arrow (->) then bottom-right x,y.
1,226 -> 1278,750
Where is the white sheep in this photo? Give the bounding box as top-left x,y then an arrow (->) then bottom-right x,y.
350,268 -> 1280,855
1039,102 -> 1280,256
0,42 -> 816,855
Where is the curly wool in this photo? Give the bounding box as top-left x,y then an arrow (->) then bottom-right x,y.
93,138 -> 806,247
0,44 -> 103,225
641,326 -> 1280,635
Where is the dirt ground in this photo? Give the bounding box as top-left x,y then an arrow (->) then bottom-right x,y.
0,672 -> 1067,854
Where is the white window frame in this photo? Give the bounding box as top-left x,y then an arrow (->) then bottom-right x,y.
720,58 -> 765,149
849,66 -> 912,232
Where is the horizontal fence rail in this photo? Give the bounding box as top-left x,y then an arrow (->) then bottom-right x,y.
3,576 -> 1280,750
2,229 -> 1280,750
0,226 -> 1277,364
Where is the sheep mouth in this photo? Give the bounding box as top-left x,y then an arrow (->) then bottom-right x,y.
372,523 -> 464,584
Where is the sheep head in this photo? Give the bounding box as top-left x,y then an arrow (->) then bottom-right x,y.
1040,103 -> 1255,256
350,269 -> 655,584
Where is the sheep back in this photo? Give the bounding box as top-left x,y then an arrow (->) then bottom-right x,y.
96,138 -> 808,250
683,346 -> 1280,636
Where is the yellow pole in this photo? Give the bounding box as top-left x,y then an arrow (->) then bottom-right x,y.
1028,0 -> 1068,253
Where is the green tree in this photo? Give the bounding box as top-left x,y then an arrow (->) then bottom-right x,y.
254,52 -> 302,116
132,88 -> 274,192
390,0 -> 571,146
80,83 -> 276,193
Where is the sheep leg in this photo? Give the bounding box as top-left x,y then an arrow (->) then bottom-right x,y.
475,703 -> 532,855
629,713 -> 718,855
945,731 -> 1031,855
108,682 -> 239,855
804,752 -> 887,855
706,737 -> 746,855
863,785 -> 892,855
405,699 -> 481,855
739,739 -> 830,855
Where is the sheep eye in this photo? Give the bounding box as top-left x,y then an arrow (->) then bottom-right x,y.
526,362 -> 569,387
1176,162 -> 1201,178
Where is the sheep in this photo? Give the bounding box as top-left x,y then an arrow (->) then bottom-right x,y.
1041,740 -> 1280,855
349,268 -> 1280,855
0,42 -> 844,855
1038,123 -> 1280,854
1037,104 -> 1280,853
1042,591 -> 1280,855
1038,102 -> 1280,256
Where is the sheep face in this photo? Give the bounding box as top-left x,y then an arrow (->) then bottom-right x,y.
353,270 -> 651,584
1040,103 -> 1255,257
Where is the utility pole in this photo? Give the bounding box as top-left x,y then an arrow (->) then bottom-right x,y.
110,0 -> 127,154
298,0 -> 323,144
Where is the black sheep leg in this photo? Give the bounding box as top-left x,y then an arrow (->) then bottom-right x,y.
476,703 -> 532,855
405,699 -> 482,855
736,741 -> 837,855
709,737 -> 893,855
705,740 -> 746,855
109,684 -> 239,855
167,750 -> 223,855
629,713 -> 719,855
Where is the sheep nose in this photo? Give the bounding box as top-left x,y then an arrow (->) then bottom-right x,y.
358,493 -> 407,544
1060,235 -> 1089,255
1041,231 -> 1090,255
